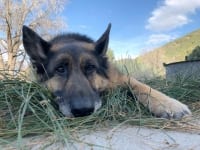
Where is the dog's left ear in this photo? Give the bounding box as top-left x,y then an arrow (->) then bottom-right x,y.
95,23 -> 111,56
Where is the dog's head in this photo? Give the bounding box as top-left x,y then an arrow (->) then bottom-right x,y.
22,24 -> 111,117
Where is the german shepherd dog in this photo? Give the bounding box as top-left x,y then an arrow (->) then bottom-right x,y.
22,24 -> 191,119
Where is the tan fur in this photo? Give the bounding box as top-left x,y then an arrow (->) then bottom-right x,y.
44,76 -> 65,93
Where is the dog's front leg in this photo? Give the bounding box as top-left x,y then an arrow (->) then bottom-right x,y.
106,68 -> 191,119
121,75 -> 191,119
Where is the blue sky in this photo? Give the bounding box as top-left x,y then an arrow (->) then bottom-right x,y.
63,0 -> 200,59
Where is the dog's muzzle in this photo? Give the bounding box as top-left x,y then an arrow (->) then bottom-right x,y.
55,96 -> 102,117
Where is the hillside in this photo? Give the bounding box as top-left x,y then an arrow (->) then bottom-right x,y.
135,28 -> 200,76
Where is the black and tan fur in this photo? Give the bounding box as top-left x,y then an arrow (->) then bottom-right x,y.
22,24 -> 191,119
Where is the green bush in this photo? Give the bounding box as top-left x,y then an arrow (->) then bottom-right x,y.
186,45 -> 200,60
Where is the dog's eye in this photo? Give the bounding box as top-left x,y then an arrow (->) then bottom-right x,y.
56,65 -> 66,74
85,64 -> 96,75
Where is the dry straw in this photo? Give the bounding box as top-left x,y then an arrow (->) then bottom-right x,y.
0,76 -> 199,148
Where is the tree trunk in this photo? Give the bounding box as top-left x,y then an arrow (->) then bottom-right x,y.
7,52 -> 17,76
0,53 -> 5,78
0,53 -> 5,70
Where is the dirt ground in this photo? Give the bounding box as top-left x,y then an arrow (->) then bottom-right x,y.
2,124 -> 200,150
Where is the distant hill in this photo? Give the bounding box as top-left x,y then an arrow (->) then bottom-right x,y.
135,28 -> 200,76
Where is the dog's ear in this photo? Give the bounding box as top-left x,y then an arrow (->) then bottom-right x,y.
95,23 -> 111,56
22,26 -> 50,63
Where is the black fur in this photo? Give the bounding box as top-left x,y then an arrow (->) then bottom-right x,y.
50,33 -> 94,44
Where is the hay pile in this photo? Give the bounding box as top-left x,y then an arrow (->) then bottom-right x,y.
0,77 -> 199,148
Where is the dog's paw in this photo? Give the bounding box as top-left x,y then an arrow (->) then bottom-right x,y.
150,98 -> 191,119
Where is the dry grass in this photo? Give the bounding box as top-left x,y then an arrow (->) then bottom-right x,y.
0,76 -> 199,149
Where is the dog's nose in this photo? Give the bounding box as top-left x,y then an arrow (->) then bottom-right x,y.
71,107 -> 94,117
70,98 -> 94,117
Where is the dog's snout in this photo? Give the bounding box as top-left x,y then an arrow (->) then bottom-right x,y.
70,98 -> 94,117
